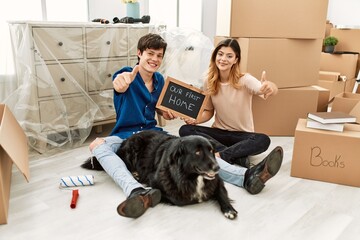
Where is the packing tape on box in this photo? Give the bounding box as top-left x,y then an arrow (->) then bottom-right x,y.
60,175 -> 94,188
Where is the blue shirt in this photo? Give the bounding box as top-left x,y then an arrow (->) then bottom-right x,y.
109,66 -> 165,139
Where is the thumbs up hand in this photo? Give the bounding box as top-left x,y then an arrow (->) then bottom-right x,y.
259,71 -> 278,99
113,65 -> 140,93
260,70 -> 267,83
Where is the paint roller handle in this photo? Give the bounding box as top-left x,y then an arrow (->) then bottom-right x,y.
70,189 -> 79,209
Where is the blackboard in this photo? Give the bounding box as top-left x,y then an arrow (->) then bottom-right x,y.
156,77 -> 209,121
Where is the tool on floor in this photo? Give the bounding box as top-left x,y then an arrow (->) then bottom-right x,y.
70,189 -> 79,209
60,175 -> 94,188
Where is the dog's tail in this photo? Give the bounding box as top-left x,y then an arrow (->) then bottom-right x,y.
81,156 -> 104,171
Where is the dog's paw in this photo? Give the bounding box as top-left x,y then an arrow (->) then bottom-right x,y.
224,210 -> 238,220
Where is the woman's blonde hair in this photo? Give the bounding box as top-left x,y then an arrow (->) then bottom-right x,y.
206,38 -> 244,95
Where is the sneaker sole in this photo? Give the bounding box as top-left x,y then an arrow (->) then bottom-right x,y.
117,189 -> 161,218
247,147 -> 283,195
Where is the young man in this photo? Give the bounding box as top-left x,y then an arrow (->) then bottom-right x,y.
87,33 -> 175,218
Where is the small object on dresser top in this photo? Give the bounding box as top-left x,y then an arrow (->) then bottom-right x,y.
307,111 -> 357,124
306,119 -> 344,132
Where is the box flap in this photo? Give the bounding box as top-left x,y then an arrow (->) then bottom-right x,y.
0,105 -> 29,182
332,92 -> 360,113
349,101 -> 360,124
319,70 -> 343,82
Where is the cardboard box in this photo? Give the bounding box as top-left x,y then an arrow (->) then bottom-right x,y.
331,92 -> 360,124
291,118 -> 360,187
320,52 -> 359,80
325,20 -> 333,38
319,71 -> 343,82
318,80 -> 345,101
253,86 -> 329,136
216,0 -> 329,38
331,92 -> 360,114
214,36 -> 322,88
344,77 -> 360,93
0,104 -> 29,224
330,28 -> 360,72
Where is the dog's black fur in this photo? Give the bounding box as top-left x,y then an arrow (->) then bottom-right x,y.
81,130 -> 237,219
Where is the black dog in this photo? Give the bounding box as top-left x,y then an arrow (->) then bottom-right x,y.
82,130 -> 238,219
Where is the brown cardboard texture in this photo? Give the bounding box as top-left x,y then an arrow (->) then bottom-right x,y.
325,20 -> 333,38
350,102 -> 360,124
320,52 -> 359,80
291,119 -> 360,187
216,0 -> 329,38
214,37 -> 322,89
345,77 -> 360,93
331,93 -> 360,115
0,104 -> 29,224
330,28 -> 360,72
318,80 -> 345,101
319,71 -> 342,82
253,86 -> 328,136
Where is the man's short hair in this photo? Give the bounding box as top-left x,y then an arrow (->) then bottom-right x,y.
137,33 -> 167,55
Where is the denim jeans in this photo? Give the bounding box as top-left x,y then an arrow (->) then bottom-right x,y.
179,125 -> 270,163
92,132 -> 251,193
216,156 -> 247,187
91,136 -> 144,197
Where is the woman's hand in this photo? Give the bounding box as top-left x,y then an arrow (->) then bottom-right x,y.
259,71 -> 278,99
181,117 -> 197,125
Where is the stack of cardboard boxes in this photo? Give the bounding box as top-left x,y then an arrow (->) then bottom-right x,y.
319,52 -> 359,95
293,27 -> 360,186
215,0 -> 330,136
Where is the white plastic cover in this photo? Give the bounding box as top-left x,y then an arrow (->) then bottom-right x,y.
159,27 -> 214,89
6,22 -> 213,153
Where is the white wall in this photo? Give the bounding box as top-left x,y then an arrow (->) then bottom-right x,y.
88,0 -> 146,23
327,0 -> 360,26
202,0 -> 217,41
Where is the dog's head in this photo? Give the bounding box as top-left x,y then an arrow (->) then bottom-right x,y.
169,135 -> 219,180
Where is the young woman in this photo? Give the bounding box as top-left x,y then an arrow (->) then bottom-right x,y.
179,38 -> 283,194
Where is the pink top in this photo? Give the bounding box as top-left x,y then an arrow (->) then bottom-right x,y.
204,73 -> 262,132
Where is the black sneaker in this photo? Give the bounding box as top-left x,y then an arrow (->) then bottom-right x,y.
244,146 -> 283,194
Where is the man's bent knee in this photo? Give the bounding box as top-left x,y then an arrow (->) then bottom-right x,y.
89,137 -> 105,152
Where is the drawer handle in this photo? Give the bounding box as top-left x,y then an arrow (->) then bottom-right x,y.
60,77 -> 65,82
58,42 -> 63,46
106,41 -> 111,45
107,73 -> 112,77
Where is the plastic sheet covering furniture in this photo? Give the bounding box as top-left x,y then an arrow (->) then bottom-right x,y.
7,21 -> 154,153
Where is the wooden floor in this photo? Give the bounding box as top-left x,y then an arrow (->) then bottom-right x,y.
1,119 -> 360,240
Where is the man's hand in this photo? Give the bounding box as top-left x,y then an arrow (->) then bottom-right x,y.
113,65 -> 139,93
161,109 -> 177,120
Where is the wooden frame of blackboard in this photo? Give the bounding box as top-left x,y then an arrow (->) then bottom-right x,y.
156,77 -> 209,122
